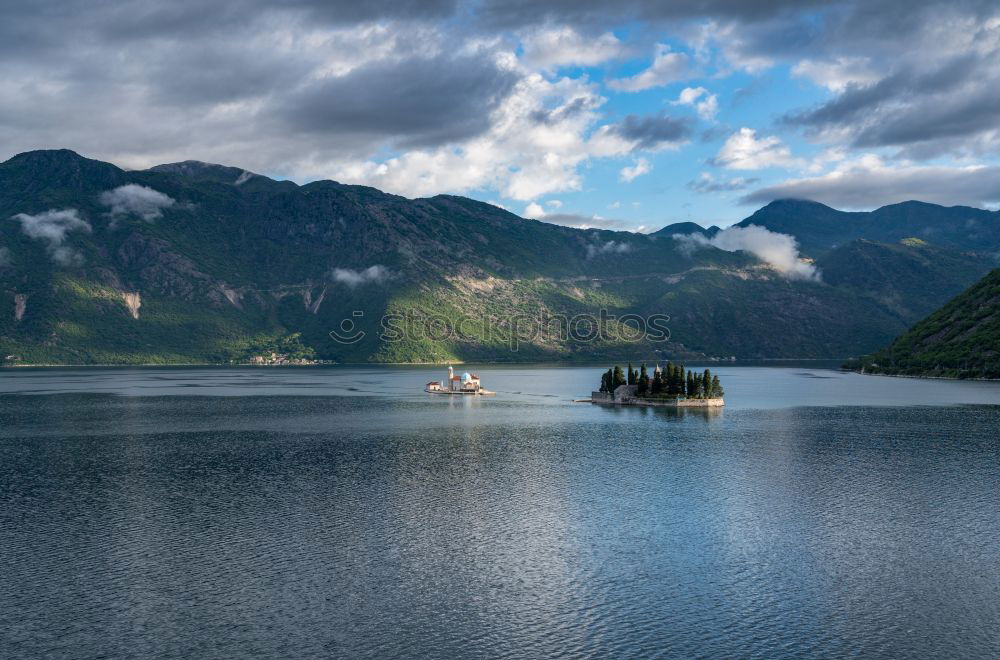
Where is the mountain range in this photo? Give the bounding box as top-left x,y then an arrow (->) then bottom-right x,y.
1,149 -> 997,365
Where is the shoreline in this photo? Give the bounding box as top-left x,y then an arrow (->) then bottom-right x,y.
2,357 -> 853,369
843,369 -> 1000,383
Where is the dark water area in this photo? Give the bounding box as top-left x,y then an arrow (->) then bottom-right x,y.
2,366 -> 1000,658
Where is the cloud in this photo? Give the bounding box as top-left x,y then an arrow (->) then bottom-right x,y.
545,199 -> 563,209
712,127 -> 800,169
278,52 -> 519,149
475,0 -> 831,28
791,57 -> 880,92
784,52 -> 1000,158
332,265 -> 391,287
687,172 -> 758,193
673,225 -> 818,280
587,240 -> 633,258
2,0 -> 996,214
672,86 -> 719,120
591,111 -> 693,155
12,208 -> 92,265
742,155 -> 1000,209
540,213 -> 634,230
522,203 -> 637,231
0,246 -> 10,267
608,44 -> 689,92
620,158 -> 651,182
520,27 -> 623,70
328,72 -> 607,200
523,202 -> 546,218
100,184 -> 177,221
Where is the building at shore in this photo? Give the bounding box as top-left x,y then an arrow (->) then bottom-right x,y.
426,366 -> 493,395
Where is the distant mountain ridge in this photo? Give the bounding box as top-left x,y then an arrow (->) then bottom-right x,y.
1,149 -> 997,365
736,198 -> 1000,256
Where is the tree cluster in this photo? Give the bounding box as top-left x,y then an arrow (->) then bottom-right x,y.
598,362 -> 724,399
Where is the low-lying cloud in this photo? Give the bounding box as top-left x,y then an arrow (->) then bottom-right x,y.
100,184 -> 177,221
12,208 -> 92,265
586,240 -> 633,258
332,265 -> 391,287
673,225 -> 819,280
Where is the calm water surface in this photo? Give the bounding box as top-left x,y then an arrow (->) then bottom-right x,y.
2,366 -> 1000,658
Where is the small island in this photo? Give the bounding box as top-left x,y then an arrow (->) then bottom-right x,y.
425,366 -> 496,395
591,362 -> 724,407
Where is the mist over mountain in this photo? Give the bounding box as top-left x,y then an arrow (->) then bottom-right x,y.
1,149 -> 996,365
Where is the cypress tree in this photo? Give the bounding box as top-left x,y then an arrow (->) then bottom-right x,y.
711,375 -> 723,398
686,371 -> 695,398
613,365 -> 626,389
627,362 -> 635,385
637,363 -> 649,395
651,369 -> 662,394
678,366 -> 686,396
702,369 -> 711,399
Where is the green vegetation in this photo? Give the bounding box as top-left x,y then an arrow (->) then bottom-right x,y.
845,269 -> 1000,379
2,149 -> 997,365
598,362 -> 724,399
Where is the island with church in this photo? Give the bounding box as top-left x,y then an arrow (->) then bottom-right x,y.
591,362 -> 725,408
425,366 -> 496,396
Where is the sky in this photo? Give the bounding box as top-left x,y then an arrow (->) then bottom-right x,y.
2,0 -> 999,231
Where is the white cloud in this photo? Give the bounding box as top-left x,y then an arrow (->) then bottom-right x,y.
100,184 -> 177,221
672,86 -> 719,120
587,240 -> 633,258
608,201 -> 621,209
523,202 -> 546,218
608,44 -> 689,92
673,225 -> 819,280
620,157 -> 651,182
713,128 -> 801,170
12,208 -> 92,265
332,265 -> 391,287
540,213 -> 633,230
521,27 -> 623,70
743,155 -> 1000,210
791,57 -> 880,92
330,71 -> 606,200
545,199 -> 563,208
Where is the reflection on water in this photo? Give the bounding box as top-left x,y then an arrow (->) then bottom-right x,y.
1,367 -> 999,658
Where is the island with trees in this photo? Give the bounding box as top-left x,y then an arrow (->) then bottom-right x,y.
591,362 -> 725,407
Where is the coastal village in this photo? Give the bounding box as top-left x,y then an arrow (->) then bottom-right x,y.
592,362 -> 725,407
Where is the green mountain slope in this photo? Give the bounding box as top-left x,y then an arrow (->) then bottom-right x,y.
846,270 -> 1000,379
1,149 -> 995,365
